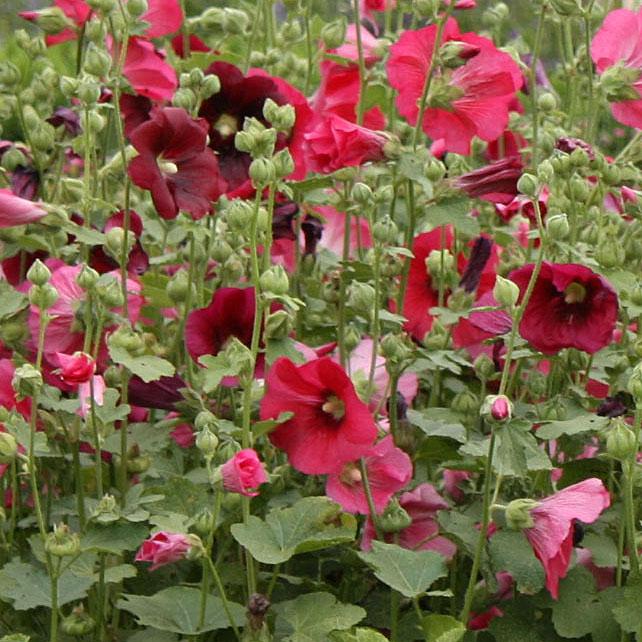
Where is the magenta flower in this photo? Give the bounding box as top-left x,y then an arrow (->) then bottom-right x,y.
55,351 -> 96,386
135,531 -> 191,571
0,189 -> 47,227
221,449 -> 268,497
326,436 -> 412,514
521,479 -> 610,599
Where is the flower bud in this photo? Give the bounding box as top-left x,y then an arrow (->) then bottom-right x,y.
27,7 -> 72,34
92,493 -> 120,523
547,213 -> 570,240
321,17 -> 347,49
201,74 -> 221,99
167,269 -> 192,303
172,88 -> 197,112
596,236 -> 626,269
96,276 -> 124,308
415,0 -> 440,18
424,318 -> 450,349
606,419 -> 637,461
536,159 -> 555,184
492,275 -> 520,309
45,523 -> 81,557
263,98 -> 296,132
424,158 -> 446,182
127,0 -> 148,18
222,8 -> 249,34
29,283 -> 59,309
517,173 -> 539,198
264,310 -> 292,340
348,281 -> 376,317
537,92 -> 557,112
58,352 -> 96,385
372,216 -> 398,245
249,158 -> 276,186
378,498 -> 412,533
452,389 -> 479,417
473,353 -> 495,380
83,44 -> 112,77
196,426 -> 219,458
550,0 -> 582,15
259,265 -> 290,296
27,259 -> 51,286
439,40 -> 481,68
628,365 -> 642,408
12,363 -> 43,399
351,182 -> 373,205
600,63 -> 641,103
77,79 -> 101,105
31,122 -> 55,151
0,62 -> 21,87
272,148 -> 295,178
77,264 -> 99,290
505,498 -> 538,530
426,249 -> 455,278
380,333 -> 412,364
61,604 -> 96,637
0,432 -> 18,464
194,410 -> 218,432
127,453 -> 151,473
481,394 -> 512,422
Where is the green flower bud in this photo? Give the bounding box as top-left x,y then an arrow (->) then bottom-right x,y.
570,176 -> 590,202
91,493 -> 120,523
259,265 -> 290,296
194,410 -> 218,432
424,158 -> 446,182
452,389 -> 479,417
31,7 -> 72,34
29,283 -> 59,309
127,453 -> 151,473
27,259 -> 51,286
210,239 -> 233,263
201,74 -> 221,99
45,523 -> 81,557
505,498 -> 538,530
536,159 -> 555,185
1,147 -> 27,172
600,63 -> 641,103
380,333 -> 412,364
351,182 -> 373,204
31,122 -> 55,151
108,326 -> 145,355
517,173 -> 539,198
196,426 -> 219,458
77,79 -> 101,105
61,604 -> 96,636
537,92 -> 557,112
414,0 -> 439,18
426,248 -> 455,279
569,147 -> 589,168
602,163 -> 621,186
493,275 -> 520,310
192,508 -> 215,537
448,288 -> 474,313
95,275 -> 124,308
172,88 -> 197,112
263,98 -> 296,132
424,318 -> 450,349
60,75 -> 79,97
264,310 -> 292,340
373,216 -> 398,245
348,281 -> 376,317
222,8 -> 249,34
606,419 -> 637,461
85,17 -> 107,41
83,44 -> 112,77
378,498 -> 412,533
550,0 -> 582,15
546,213 -> 570,240
272,148 -> 295,178
222,255 -> 244,282
596,236 -> 626,269
320,17 -> 347,49
77,264 -> 99,290
249,158 -> 276,186
481,394 -> 512,422
167,269 -> 191,303
374,184 -> 395,204
473,353 -> 495,380
0,62 -> 21,87
127,0 -> 148,18
0,432 -> 18,464
628,365 -> 642,408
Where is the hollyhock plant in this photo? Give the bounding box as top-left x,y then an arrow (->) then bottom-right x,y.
121,37 -> 178,102
326,436 -> 412,514
221,449 -> 268,497
305,114 -> 390,173
361,483 -> 457,559
591,7 -> 642,129
128,107 -> 223,220
135,531 -> 192,571
509,479 -> 611,599
55,351 -> 96,386
509,263 -> 619,355
387,18 -> 521,154
260,357 -> 378,474
199,62 -> 312,197
456,156 -> 524,204
0,189 -> 47,227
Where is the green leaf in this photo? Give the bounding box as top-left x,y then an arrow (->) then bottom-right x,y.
109,345 -> 175,383
330,628 -> 388,642
424,198 -> 478,236
494,421 -> 551,478
127,631 -> 177,642
82,522 -> 148,554
274,592 -> 365,642
536,414 -> 609,440
421,614 -> 465,642
148,478 -> 210,519
583,532 -> 619,568
103,564 -> 137,584
397,153 -> 434,195
407,409 -> 467,443
231,496 -> 357,565
266,337 -> 307,365
140,272 -> 174,308
118,587 -> 245,635
0,280 -> 27,321
612,577 -> 642,634
252,412 -> 294,439
437,511 -> 478,554
357,541 -> 448,598
489,596 -> 564,642
92,387 -> 131,425
0,560 -> 94,610
0,635 -> 31,642
488,531 -> 544,594
199,352 -> 243,392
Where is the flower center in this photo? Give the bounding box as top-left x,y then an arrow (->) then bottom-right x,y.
564,282 -> 587,304
159,160 -> 178,175
339,463 -> 362,486
321,394 -> 345,422
214,113 -> 238,138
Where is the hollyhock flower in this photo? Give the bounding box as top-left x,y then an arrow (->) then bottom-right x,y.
456,156 -> 524,205
47,107 -> 81,136
260,357 -> 378,474
387,18 -> 521,154
0,189 -> 47,227
305,114 -> 389,173
120,94 -> 154,138
56,351 -> 96,385
315,205 -> 372,258
221,449 -> 268,497
78,375 -> 105,418
511,479 -> 610,599
361,483 -> 457,559
122,37 -> 178,102
495,187 -> 549,225
170,422 -> 195,448
326,436 -> 412,514
442,469 -> 471,503
0,359 -> 31,420
509,263 -> 619,355
135,531 -> 191,571
129,374 -> 187,411
199,62 -> 312,197
128,107 -> 223,220
171,33 -> 210,58
591,7 -> 642,129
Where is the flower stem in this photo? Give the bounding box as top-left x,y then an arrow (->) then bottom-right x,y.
49,557 -> 60,642
530,4 -> 547,169
352,0 -> 367,125
359,458 -> 383,540
206,556 -> 241,641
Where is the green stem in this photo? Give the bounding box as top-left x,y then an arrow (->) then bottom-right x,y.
530,5 -> 547,169
50,558 -> 60,642
244,2 -> 262,72
206,556 -> 242,641
367,247 -> 383,396
95,555 -> 106,642
583,2 -> 596,141
337,207 -> 352,368
72,440 -> 86,531
352,0 -> 368,125
359,458 -> 383,540
89,376 -> 103,498
303,4 -> 314,95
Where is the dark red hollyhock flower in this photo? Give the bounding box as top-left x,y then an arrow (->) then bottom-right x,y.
90,211 -> 149,275
128,374 -> 187,411
47,107 -> 81,136
555,136 -> 595,160
402,228 -> 497,342
272,200 -> 299,241
456,156 -> 524,205
120,94 -> 154,139
509,262 -> 619,355
305,114 -> 389,174
185,287 -> 256,362
128,107 -> 224,220
199,62 -> 312,198
260,357 -> 377,474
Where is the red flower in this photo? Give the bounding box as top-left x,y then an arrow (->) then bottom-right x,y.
199,62 -> 312,197
520,479 -> 610,599
221,449 -> 268,497
387,18 -> 521,154
260,357 -> 378,474
361,483 -> 457,559
456,156 -> 524,205
121,37 -> 178,102
135,531 -> 191,571
326,436 -> 412,514
0,189 -> 47,227
128,107 -> 223,220
305,114 -> 389,174
55,351 -> 96,385
509,262 -> 619,355
171,34 -> 210,58
591,8 -> 642,129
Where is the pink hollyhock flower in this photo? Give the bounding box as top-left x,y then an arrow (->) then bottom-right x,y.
509,263 -> 619,355
442,469 -> 471,503
0,359 -> 31,420
361,0 -> 395,13
305,114 -> 389,173
260,357 -> 378,474
387,18 -> 521,154
78,375 -> 105,418
199,62 -> 312,198
122,37 -> 178,102
591,7 -> 642,129
170,422 -> 195,448
361,483 -> 457,559
326,436 -> 412,514
0,189 -> 47,227
221,449 -> 268,497
56,351 -> 96,385
314,204 -> 372,258
135,531 -> 191,571
519,478 -> 610,599
171,33 -> 210,58
456,156 -> 524,205
403,229 -> 498,342
128,107 -> 223,220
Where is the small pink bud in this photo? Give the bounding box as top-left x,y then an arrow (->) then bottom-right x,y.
490,395 -> 511,421
56,351 -> 96,386
135,532 -> 191,571
221,449 -> 268,497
